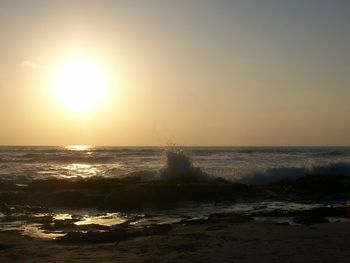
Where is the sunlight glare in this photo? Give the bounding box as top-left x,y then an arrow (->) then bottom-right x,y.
53,57 -> 108,113
65,145 -> 92,151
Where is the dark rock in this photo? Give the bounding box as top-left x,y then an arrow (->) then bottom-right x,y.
275,222 -> 290,226
0,243 -> 13,250
293,216 -> 330,225
180,218 -> 209,225
208,212 -> 253,223
293,175 -> 348,194
206,225 -> 228,231
59,226 -> 143,243
146,224 -> 172,234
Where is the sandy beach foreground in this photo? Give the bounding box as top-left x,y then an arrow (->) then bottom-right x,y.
1,221 -> 350,263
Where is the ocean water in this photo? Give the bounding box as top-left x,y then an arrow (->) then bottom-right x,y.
0,146 -> 350,184
1,146 -> 350,239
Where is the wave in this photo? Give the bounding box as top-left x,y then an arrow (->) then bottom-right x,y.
311,151 -> 350,157
2,150 -> 350,210
0,153 -> 114,164
51,155 -> 114,164
155,150 -> 350,185
2,147 -> 350,187
240,162 -> 350,185
159,151 -> 210,182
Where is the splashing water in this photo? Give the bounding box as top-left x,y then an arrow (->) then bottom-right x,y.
159,151 -> 210,182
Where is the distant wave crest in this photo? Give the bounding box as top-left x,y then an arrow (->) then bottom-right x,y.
240,162 -> 350,185
0,153 -> 114,164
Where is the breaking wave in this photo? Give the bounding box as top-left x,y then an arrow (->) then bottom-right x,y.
240,162 -> 350,185
159,151 -> 210,182
1,146 -> 350,186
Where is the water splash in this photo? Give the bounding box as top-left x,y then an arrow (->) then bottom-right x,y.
159,151 -> 210,182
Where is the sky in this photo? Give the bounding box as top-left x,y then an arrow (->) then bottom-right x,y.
0,0 -> 349,146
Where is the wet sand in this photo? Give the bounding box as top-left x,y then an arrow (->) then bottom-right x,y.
1,221 -> 350,263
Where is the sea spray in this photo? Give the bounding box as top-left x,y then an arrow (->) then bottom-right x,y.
159,151 -> 210,182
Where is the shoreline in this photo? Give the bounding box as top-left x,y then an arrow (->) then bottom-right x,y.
1,220 -> 350,262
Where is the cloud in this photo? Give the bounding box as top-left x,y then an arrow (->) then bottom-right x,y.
20,60 -> 39,69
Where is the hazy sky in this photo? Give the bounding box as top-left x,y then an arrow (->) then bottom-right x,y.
0,0 -> 349,146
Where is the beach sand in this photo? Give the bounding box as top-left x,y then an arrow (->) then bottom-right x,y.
1,221 -> 350,263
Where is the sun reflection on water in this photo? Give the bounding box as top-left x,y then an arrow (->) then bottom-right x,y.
65,145 -> 92,151
74,213 -> 127,226
53,213 -> 73,220
63,163 -> 99,178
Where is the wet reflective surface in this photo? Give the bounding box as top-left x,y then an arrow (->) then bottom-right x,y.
1,201 -> 349,240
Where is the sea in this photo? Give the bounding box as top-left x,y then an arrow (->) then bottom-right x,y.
1,146 -> 350,239
0,146 -> 350,183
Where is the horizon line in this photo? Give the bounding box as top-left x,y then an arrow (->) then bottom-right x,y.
0,144 -> 349,148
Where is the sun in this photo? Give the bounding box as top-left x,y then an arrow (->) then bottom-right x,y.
53,57 -> 108,113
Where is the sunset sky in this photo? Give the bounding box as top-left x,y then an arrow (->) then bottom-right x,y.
0,0 -> 349,146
